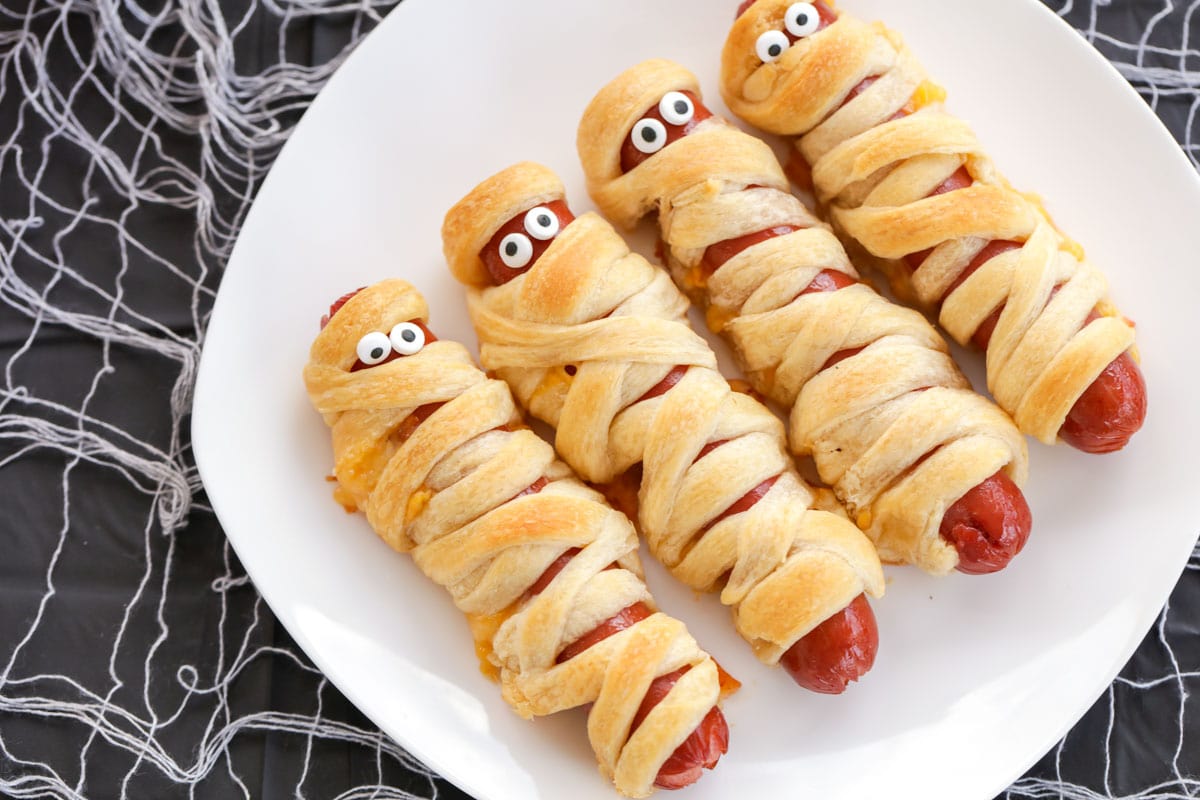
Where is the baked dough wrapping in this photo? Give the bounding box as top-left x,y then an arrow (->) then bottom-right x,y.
443,162 -> 884,663
578,60 -> 1028,575
720,2 -> 1139,444
302,279 -> 723,798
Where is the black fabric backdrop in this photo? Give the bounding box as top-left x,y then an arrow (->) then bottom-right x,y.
0,1 -> 1196,798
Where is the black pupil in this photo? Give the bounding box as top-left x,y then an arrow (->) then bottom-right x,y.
796,12 -> 808,25
401,329 -> 415,342
505,241 -> 518,256
769,43 -> 782,56
674,100 -> 688,115
641,126 -> 657,142
537,214 -> 551,227
371,347 -> 384,360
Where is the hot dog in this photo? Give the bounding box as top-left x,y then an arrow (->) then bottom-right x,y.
632,389 -> 878,693
703,233 -> 1031,573
578,60 -> 1030,576
304,280 -> 730,796
444,163 -> 886,692
779,592 -> 876,693
900,170 -> 1147,453
706,226 -> 1030,576
721,1 -> 1146,453
531,550 -> 731,787
328,294 -> 730,787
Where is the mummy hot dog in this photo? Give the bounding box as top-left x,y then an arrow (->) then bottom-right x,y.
442,163 -> 885,693
303,280 -> 730,797
577,60 -> 1031,576
720,1 -> 1147,453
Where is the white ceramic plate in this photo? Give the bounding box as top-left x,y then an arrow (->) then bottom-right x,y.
192,1 -> 1200,798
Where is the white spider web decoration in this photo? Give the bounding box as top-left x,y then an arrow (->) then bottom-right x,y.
0,1 -> 1195,799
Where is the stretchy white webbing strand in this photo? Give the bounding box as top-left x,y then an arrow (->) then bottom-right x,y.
0,1 -> 448,798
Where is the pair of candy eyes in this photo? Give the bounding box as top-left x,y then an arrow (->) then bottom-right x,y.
356,321 -> 426,366
630,90 -> 697,156
498,205 -> 562,269
756,2 -> 822,63
493,89 -> 697,271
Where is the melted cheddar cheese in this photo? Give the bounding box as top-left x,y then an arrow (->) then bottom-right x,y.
466,603 -> 519,682
909,80 -> 946,111
530,367 -> 574,408
705,303 -> 736,333
1019,190 -> 1086,261
405,487 -> 433,523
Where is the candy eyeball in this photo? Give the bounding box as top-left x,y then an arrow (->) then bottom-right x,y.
631,117 -> 668,154
756,29 -> 789,63
523,206 -> 560,240
389,322 -> 425,356
356,331 -> 392,366
784,3 -> 821,38
499,232 -> 533,269
658,91 -> 695,126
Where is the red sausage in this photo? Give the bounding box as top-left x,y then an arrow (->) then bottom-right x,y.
779,593 -> 877,693
620,90 -> 713,173
556,601 -> 654,664
799,268 -> 857,296
700,225 -> 801,278
940,470 -> 1031,575
510,476 -> 550,502
838,76 -> 910,122
1017,302 -> 1145,454
321,287 -> 366,329
820,346 -> 865,371
695,459 -> 879,695
700,227 -> 865,371
638,364 -> 689,401
391,401 -> 446,445
701,225 -> 855,297
525,547 -> 579,598
700,476 -> 780,533
480,200 -> 576,286
534,561 -> 728,789
905,171 -> 1147,453
322,292 -> 446,442
784,148 -> 816,192
796,268 -> 863,370
350,319 -> 438,372
635,668 -> 729,790
927,164 -> 974,198
783,71 -> 907,192
1059,350 -> 1147,453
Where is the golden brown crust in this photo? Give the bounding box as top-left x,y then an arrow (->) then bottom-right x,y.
579,59 -> 788,230
578,61 -> 1028,574
443,164 -> 884,661
720,7 -> 1139,443
302,279 -> 722,797
443,162 -> 566,288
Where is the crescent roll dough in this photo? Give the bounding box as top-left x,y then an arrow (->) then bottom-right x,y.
443,163 -> 883,665
720,2 -> 1139,444
578,60 -> 1028,575
303,279 -> 724,798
